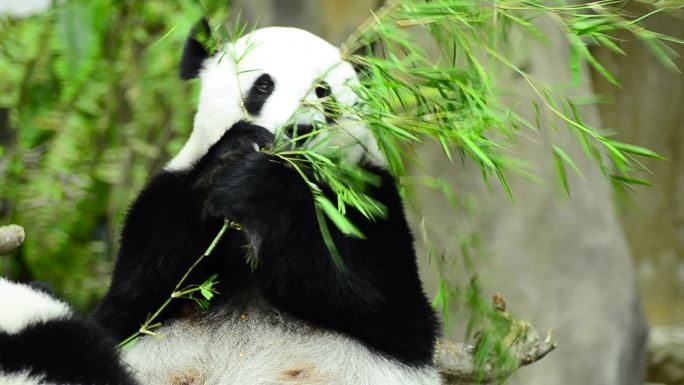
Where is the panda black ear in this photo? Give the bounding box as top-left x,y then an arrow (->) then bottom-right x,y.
179,17 -> 215,80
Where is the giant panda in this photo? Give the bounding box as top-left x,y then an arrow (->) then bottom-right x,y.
1,19 -> 441,385
96,19 -> 441,384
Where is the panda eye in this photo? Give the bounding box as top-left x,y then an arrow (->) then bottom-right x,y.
314,81 -> 339,124
245,74 -> 275,115
254,75 -> 275,94
315,82 -> 331,99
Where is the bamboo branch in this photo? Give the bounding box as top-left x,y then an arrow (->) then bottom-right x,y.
339,0 -> 399,57
0,224 -> 25,255
117,219 -> 239,348
436,296 -> 556,385
437,332 -> 555,384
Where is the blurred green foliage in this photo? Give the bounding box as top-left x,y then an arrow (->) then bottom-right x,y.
0,0 -> 227,309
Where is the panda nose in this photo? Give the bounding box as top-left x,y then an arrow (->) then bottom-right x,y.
284,124 -> 315,139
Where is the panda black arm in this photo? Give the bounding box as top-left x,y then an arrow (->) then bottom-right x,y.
94,170 -> 224,340
95,122 -> 275,340
206,152 -> 439,366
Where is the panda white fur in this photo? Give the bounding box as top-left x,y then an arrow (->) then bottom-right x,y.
1,20 -> 441,385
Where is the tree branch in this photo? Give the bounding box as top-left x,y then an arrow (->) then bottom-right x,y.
0,224 -> 25,255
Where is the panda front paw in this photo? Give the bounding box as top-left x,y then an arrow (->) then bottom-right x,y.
192,121 -> 275,192
203,151 -> 274,220
208,121 -> 275,160
203,150 -> 309,226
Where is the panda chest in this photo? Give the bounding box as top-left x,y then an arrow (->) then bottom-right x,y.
120,300 -> 440,385
121,303 -> 320,384
118,304 -> 365,385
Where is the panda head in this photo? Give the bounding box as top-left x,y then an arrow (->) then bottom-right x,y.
167,19 -> 382,171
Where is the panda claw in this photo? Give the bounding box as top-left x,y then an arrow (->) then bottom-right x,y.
252,143 -> 260,152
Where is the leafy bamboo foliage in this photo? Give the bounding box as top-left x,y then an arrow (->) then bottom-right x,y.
329,0 -> 679,200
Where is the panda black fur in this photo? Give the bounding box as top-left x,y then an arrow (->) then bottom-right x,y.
0,278 -> 136,385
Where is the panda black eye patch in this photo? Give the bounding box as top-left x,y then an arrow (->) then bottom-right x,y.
315,82 -> 331,99
244,74 -> 275,116
315,81 -> 339,124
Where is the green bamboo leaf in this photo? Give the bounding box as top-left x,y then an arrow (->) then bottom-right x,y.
439,136 -> 453,162
195,298 -> 210,310
609,141 -> 666,160
602,140 -> 628,169
552,145 -> 583,177
495,169 -> 514,202
640,35 -> 680,73
532,101 -> 541,131
595,34 -> 626,56
200,288 -> 214,300
572,18 -> 610,35
304,151 -> 335,165
432,278 -> 451,331
611,175 -> 653,187
314,202 -> 345,269
567,34 -> 619,85
461,135 -> 496,169
120,337 -> 139,350
315,194 -> 364,238
553,149 -> 570,195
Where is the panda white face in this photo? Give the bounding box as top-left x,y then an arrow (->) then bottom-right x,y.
167,26 -> 381,171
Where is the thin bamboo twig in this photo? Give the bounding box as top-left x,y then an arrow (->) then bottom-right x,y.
117,218 -> 238,348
